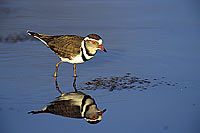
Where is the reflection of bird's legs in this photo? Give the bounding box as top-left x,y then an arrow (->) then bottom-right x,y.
73,76 -> 78,92
73,64 -> 77,77
54,76 -> 63,95
54,61 -> 63,77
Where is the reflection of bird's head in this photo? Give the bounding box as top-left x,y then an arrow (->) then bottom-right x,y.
84,107 -> 107,124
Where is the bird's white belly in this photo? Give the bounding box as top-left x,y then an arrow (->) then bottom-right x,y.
60,53 -> 84,63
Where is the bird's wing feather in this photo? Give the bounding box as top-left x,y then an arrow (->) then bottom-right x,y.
42,35 -> 84,59
28,31 -> 84,59
47,100 -> 83,118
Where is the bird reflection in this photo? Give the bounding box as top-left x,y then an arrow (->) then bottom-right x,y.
28,76 -> 106,124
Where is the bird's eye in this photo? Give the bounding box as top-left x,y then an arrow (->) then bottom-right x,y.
92,41 -> 97,45
92,115 -> 97,120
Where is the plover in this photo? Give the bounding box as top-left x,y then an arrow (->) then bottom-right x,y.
27,30 -> 107,77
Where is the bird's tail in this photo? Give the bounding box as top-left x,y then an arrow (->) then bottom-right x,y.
27,30 -> 50,47
27,30 -> 41,38
28,106 -> 48,114
28,110 -> 46,114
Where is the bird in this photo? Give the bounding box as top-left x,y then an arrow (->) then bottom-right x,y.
27,30 -> 107,77
28,91 -> 107,124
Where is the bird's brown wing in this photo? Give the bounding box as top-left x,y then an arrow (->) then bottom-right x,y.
31,32 -> 84,59
46,100 -> 83,118
45,35 -> 84,59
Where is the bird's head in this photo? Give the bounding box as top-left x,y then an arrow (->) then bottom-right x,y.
84,34 -> 107,53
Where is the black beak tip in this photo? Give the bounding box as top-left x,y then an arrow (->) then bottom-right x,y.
103,48 -> 107,52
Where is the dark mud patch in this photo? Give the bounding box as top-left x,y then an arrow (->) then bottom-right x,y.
81,73 -> 179,91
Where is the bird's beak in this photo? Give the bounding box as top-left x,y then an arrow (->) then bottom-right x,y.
99,45 -> 107,52
98,109 -> 107,115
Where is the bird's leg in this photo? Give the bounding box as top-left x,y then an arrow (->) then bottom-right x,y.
54,61 -> 63,77
73,75 -> 78,92
72,64 -> 78,92
54,76 -> 63,95
73,64 -> 77,77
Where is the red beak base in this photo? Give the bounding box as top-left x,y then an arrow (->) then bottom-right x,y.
99,45 -> 107,52
98,109 -> 107,115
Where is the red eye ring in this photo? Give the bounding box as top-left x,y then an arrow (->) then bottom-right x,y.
92,41 -> 97,45
92,115 -> 97,120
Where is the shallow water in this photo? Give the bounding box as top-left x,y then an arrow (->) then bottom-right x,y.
1,0 -> 200,133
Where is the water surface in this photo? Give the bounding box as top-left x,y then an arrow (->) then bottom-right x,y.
0,0 -> 200,133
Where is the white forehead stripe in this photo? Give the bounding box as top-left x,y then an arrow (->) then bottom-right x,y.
84,37 -> 103,44
98,39 -> 102,44
85,116 -> 102,121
